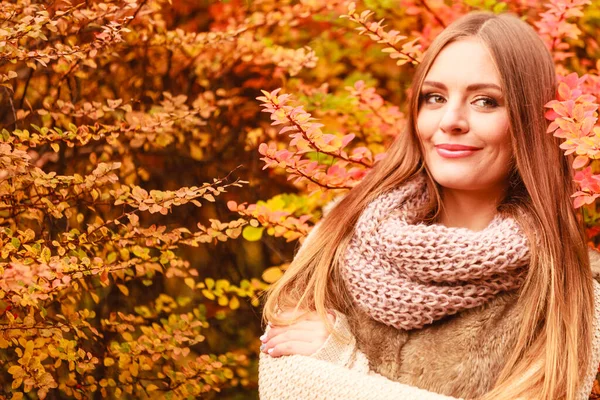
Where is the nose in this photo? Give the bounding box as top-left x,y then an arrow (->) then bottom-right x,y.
439,104 -> 469,134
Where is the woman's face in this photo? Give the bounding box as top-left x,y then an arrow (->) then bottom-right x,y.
416,38 -> 512,194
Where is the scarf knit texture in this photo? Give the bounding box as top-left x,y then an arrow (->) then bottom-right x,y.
341,174 -> 530,330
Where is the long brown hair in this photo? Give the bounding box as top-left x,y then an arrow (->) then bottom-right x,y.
262,12 -> 594,400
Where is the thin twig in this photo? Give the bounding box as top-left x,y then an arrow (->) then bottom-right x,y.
417,0 -> 446,28
19,67 -> 33,109
4,86 -> 16,129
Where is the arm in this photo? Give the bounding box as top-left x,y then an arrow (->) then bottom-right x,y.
259,352 -> 461,400
259,312 -> 461,400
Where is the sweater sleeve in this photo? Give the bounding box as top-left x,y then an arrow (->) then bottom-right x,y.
258,353 -> 462,400
578,279 -> 600,400
258,312 -> 461,400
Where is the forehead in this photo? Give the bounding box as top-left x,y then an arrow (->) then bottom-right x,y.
424,38 -> 502,87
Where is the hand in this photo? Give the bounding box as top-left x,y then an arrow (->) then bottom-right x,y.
260,309 -> 335,358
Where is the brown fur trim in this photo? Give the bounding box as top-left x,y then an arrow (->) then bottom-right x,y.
348,249 -> 600,399
349,291 -> 519,399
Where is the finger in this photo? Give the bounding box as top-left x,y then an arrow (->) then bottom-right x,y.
263,328 -> 328,353
275,308 -> 316,321
274,309 -> 336,324
269,311 -> 335,330
267,341 -> 321,357
262,320 -> 328,342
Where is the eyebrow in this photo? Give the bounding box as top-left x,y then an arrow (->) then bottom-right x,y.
422,81 -> 502,92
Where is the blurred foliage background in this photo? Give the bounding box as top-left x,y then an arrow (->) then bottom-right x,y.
0,0 -> 600,398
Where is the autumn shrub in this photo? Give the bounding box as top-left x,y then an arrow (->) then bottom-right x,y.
0,0 -> 599,399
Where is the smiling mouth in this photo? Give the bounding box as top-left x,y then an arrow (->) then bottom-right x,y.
434,144 -> 481,158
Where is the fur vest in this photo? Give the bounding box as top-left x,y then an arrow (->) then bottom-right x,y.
345,250 -> 600,399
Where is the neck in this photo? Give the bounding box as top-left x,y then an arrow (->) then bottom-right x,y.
438,186 -> 507,231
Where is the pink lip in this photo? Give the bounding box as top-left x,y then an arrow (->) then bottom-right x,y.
434,144 -> 481,159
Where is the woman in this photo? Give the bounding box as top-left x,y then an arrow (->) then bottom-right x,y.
259,11 -> 600,400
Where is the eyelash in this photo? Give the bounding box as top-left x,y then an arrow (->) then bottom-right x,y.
473,97 -> 499,108
421,93 -> 445,104
420,93 -> 499,108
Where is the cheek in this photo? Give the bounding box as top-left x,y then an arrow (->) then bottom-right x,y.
487,118 -> 511,156
416,111 -> 434,141
484,123 -> 513,181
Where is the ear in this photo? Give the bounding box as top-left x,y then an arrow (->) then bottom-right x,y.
589,248 -> 600,283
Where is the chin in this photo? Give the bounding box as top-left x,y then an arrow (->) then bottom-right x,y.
432,178 -> 473,191
428,169 -> 478,191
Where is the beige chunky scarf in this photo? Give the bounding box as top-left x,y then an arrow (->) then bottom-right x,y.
341,174 -> 530,330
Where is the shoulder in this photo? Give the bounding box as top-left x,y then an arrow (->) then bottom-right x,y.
589,248 -> 600,338
581,249 -> 600,399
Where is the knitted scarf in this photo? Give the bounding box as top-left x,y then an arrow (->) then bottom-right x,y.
341,174 -> 530,331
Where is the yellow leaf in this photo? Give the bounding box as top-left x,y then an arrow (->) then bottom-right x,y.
12,377 -> 22,389
104,357 -> 115,367
24,340 -> 34,355
51,143 -> 59,152
91,292 -> 100,304
117,284 -> 129,296
201,289 -> 215,300
262,267 -> 283,283
218,295 -> 228,307
146,384 -> 158,392
184,278 -> 195,289
189,143 -> 204,160
119,248 -> 130,261
129,362 -> 139,377
41,247 -> 51,263
12,393 -> 23,400
8,365 -> 23,376
229,296 -> 240,310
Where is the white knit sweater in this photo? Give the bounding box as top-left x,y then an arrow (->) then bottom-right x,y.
258,280 -> 600,399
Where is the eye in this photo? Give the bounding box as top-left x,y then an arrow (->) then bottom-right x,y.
421,93 -> 446,105
472,96 -> 499,108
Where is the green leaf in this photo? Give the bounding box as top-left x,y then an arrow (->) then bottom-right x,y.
107,252 -> 117,264
493,2 -> 507,13
242,226 -> 264,241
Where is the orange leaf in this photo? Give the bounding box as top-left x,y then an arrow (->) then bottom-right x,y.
572,155 -> 588,169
